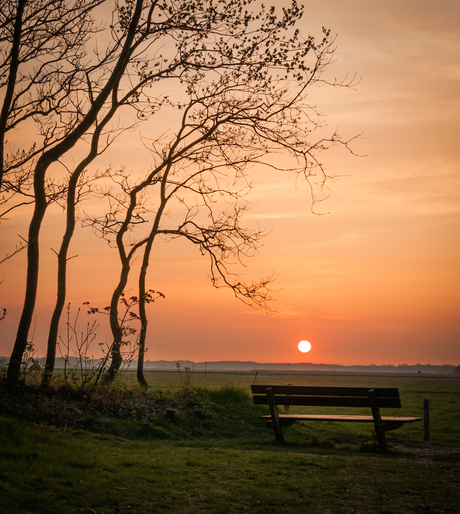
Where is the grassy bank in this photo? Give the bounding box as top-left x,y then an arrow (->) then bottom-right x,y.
1,372 -> 459,512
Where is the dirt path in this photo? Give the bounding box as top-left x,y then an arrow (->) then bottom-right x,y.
391,440 -> 460,462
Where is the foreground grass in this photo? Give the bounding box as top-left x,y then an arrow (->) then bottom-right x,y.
1,372 -> 460,512
1,416 -> 460,513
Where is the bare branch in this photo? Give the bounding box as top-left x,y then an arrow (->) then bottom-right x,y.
0,234 -> 27,264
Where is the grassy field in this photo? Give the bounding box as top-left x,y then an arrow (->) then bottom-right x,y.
140,369 -> 460,448
1,371 -> 459,513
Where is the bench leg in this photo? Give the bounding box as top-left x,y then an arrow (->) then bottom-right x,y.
368,388 -> 388,452
374,424 -> 387,452
267,387 -> 285,443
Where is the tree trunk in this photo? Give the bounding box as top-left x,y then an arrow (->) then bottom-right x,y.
105,342 -> 123,383
6,159 -> 47,391
137,262 -> 150,390
43,207 -> 74,385
105,265 -> 130,383
0,0 -> 26,189
43,104 -> 117,384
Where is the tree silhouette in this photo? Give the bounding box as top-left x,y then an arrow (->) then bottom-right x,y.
3,0 -> 358,390
84,2 -> 357,385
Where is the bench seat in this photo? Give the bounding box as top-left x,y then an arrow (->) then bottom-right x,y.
262,414 -> 421,430
262,414 -> 421,423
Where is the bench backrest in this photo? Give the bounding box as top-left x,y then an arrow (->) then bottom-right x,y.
251,384 -> 402,409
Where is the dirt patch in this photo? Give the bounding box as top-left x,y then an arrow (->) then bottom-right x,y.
392,440 -> 460,462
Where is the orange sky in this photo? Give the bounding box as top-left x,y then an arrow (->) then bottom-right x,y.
1,0 -> 459,365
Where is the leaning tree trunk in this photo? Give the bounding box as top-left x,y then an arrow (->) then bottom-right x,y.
137,253 -> 153,390
105,238 -> 141,382
105,281 -> 127,383
6,159 -> 48,392
43,195 -> 75,385
43,105 -> 117,385
0,0 -> 26,189
135,175 -> 169,388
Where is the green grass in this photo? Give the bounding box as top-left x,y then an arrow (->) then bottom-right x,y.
1,416 -> 459,513
1,372 -> 460,513
137,370 -> 460,448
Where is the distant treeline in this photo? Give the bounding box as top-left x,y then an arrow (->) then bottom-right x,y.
1,357 -> 457,374
65,358 -> 458,374
142,360 -> 457,374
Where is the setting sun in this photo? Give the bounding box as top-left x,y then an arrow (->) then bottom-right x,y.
298,340 -> 312,353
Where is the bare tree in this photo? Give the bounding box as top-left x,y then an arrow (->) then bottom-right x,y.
0,0 -> 104,195
85,5 -> 358,385
4,0 -> 357,390
1,2 -> 103,353
6,0 -> 148,390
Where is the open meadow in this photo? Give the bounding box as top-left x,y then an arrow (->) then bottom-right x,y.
1,370 -> 459,513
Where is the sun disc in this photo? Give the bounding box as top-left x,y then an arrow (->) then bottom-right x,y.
298,340 -> 312,353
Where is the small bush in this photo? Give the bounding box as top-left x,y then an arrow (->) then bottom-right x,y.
208,385 -> 251,405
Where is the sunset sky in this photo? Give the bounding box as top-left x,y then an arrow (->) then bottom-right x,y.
1,0 -> 459,366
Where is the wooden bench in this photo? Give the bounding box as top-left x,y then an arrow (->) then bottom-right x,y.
251,384 -> 422,451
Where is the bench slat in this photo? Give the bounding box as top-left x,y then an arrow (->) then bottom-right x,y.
261,414 -> 422,423
251,384 -> 400,398
253,394 -> 402,409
